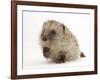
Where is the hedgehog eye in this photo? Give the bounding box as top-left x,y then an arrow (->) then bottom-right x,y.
50,30 -> 56,35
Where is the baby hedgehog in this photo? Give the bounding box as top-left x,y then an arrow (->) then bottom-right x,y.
40,20 -> 85,63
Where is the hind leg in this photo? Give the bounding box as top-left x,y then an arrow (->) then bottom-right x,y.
55,51 -> 66,63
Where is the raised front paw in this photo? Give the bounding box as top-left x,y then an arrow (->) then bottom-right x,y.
43,47 -> 50,58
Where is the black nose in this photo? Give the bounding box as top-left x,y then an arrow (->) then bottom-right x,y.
42,37 -> 47,41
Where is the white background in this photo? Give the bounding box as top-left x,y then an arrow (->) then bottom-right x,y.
0,0 -> 100,80
18,6 -> 94,72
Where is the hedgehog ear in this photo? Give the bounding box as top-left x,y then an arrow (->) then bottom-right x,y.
61,24 -> 65,32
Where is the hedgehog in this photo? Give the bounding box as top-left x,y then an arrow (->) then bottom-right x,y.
40,20 -> 85,63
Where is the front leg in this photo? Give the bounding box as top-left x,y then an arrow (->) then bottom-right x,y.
43,47 -> 50,58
